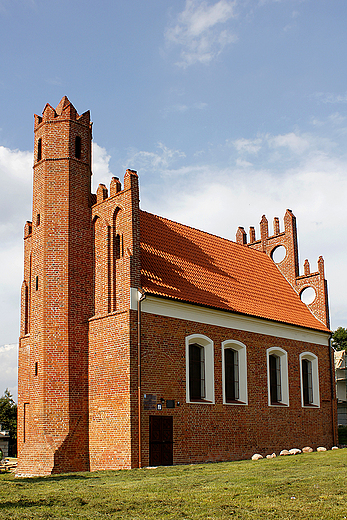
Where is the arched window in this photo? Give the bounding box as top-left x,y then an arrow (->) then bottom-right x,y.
186,334 -> 214,404
300,352 -> 320,407
222,340 -> 248,405
75,136 -> 81,159
189,344 -> 205,400
267,347 -> 289,406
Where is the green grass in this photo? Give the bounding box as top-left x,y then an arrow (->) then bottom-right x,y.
1,450 -> 347,519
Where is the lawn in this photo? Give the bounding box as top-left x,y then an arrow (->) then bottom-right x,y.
1,450 -> 347,519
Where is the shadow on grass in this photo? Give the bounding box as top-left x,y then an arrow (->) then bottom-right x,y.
0,498 -> 56,509
16,472 -> 101,484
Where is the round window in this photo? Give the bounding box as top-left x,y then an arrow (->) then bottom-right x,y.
271,245 -> 286,264
300,287 -> 316,305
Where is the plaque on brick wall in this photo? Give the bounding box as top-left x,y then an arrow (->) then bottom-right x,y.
144,394 -> 156,410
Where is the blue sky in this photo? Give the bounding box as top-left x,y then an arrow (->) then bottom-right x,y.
1,0 -> 347,399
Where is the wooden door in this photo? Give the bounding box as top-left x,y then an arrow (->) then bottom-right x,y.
149,416 -> 173,466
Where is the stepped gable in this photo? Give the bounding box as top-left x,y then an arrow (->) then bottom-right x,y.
140,210 -> 329,332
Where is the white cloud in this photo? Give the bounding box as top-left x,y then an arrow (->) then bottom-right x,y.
314,92 -> 347,104
233,137 -> 262,154
125,142 -> 186,173
0,343 -> 18,401
268,132 -> 311,154
162,101 -> 207,116
166,0 -> 237,67
91,142 -> 112,192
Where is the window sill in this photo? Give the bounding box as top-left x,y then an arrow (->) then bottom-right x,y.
269,402 -> 289,407
224,400 -> 247,406
188,399 -> 214,404
302,403 -> 320,408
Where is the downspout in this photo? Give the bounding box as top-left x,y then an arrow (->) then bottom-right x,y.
328,335 -> 337,446
137,288 -> 146,468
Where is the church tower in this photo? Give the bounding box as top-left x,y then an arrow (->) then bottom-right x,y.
17,97 -> 93,475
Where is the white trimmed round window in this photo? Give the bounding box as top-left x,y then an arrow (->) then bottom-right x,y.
271,245 -> 286,264
300,286 -> 316,305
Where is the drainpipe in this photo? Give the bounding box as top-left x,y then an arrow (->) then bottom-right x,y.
137,288 -> 146,468
328,335 -> 337,446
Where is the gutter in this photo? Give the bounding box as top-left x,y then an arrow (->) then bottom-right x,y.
137,288 -> 146,468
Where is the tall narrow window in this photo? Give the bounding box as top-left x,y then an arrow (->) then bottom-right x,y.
34,362 -> 38,377
75,136 -> 81,159
37,138 -> 42,162
189,344 -> 205,400
302,359 -> 313,405
36,214 -> 40,226
186,334 -> 214,404
225,348 -> 239,401
269,354 -> 281,404
300,353 -> 319,407
222,340 -> 248,405
267,347 -> 289,406
35,276 -> 38,291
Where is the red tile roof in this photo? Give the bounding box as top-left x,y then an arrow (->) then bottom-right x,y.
140,211 -> 329,332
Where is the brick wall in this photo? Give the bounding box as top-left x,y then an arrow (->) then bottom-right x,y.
139,312 -> 336,465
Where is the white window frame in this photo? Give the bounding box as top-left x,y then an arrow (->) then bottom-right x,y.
186,334 -> 214,404
267,347 -> 289,407
222,340 -> 248,405
299,352 -> 320,408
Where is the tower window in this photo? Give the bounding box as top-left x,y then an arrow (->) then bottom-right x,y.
36,214 -> 40,226
35,276 -> 38,291
34,362 -> 38,376
75,136 -> 81,159
37,138 -> 42,162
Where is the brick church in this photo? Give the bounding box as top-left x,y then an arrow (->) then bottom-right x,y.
17,97 -> 336,476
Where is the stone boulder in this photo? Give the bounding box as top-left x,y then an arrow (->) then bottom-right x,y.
266,453 -> 276,459
302,446 -> 313,453
316,447 -> 327,452
279,449 -> 290,456
251,453 -> 263,460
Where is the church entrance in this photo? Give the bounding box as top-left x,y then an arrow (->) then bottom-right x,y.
149,416 -> 173,466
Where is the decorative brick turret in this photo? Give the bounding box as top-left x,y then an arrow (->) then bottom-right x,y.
236,210 -> 330,328
17,97 -> 94,475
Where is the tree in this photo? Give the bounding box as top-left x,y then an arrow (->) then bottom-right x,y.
332,327 -> 347,351
0,389 -> 17,457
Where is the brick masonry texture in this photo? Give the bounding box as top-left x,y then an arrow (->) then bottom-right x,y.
17,98 -> 336,476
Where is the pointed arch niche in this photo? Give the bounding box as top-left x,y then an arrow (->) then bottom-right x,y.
112,207 -> 124,312
93,215 -> 111,315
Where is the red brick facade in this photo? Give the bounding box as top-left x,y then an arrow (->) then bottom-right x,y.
17,98 -> 336,476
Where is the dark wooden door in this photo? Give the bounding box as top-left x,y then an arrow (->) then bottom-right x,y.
149,416 -> 173,466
